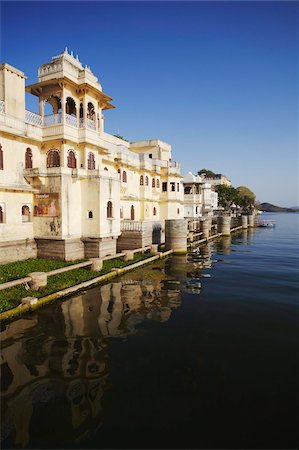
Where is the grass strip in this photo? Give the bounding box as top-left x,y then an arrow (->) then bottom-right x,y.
0,253 -> 150,313
0,258 -> 86,284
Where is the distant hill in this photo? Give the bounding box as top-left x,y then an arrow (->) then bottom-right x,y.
260,202 -> 299,213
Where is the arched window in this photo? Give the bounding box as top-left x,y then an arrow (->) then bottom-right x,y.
107,201 -> 113,218
122,171 -> 127,183
145,176 -> 149,186
67,150 -> 77,169
45,96 -> 61,115
66,97 -> 76,116
156,178 -> 160,188
177,208 -> 180,215
0,144 -> 3,170
22,205 -> 31,222
104,167 -> 108,171
152,178 -> 155,188
25,148 -> 33,169
140,175 -> 144,186
130,205 -> 135,220
88,211 -> 93,219
87,152 -> 95,170
47,149 -> 60,168
153,207 -> 157,216
87,102 -> 95,120
0,205 -> 3,223
79,103 -> 83,119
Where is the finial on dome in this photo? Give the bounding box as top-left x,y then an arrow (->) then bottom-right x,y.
76,54 -> 79,60
70,50 -> 73,57
64,46 -> 68,53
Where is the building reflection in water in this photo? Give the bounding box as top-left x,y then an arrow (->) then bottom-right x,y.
1,230 -> 254,448
0,260 -> 182,449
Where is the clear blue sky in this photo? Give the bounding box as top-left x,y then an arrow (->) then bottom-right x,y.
1,1 -> 298,206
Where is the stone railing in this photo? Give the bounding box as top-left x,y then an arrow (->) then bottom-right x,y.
79,117 -> 96,130
0,111 -> 42,139
65,113 -> 77,127
44,113 -> 62,126
121,220 -> 143,232
0,100 -> 4,114
25,110 -> 43,126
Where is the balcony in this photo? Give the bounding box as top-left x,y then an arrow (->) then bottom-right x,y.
42,113 -> 96,130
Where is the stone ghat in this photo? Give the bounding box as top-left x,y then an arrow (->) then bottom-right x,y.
0,247 -> 154,292
0,249 -> 173,324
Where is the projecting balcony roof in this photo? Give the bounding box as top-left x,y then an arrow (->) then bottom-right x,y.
26,77 -> 115,110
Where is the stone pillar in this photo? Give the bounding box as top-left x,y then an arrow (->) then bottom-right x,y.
248,214 -> 254,228
21,296 -> 38,306
242,215 -> 248,229
219,216 -> 231,236
150,244 -> 159,254
201,219 -> 211,239
39,98 -> 45,123
165,219 -> 187,254
28,272 -> 47,291
83,95 -> 88,126
61,89 -> 66,124
123,250 -> 134,261
90,258 -> 103,272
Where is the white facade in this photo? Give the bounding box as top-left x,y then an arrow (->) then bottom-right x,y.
0,50 -> 183,262
183,172 -> 218,218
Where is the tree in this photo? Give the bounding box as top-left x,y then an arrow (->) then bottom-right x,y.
198,168 -> 215,176
215,185 -> 238,209
236,186 -> 256,208
113,134 -> 129,142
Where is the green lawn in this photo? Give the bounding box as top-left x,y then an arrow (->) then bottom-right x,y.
0,253 -> 151,314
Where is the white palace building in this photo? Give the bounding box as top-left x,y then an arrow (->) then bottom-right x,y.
0,49 -> 217,263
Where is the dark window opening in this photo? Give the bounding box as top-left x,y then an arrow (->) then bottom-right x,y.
66,97 -> 77,116
107,201 -> 113,218
87,102 -> 95,120
162,182 -> 167,192
25,148 -> 33,169
88,152 -> 95,170
130,205 -> 135,220
47,149 -> 60,168
22,205 -> 31,222
67,150 -> 77,169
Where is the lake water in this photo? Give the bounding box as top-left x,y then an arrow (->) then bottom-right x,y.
1,213 -> 298,449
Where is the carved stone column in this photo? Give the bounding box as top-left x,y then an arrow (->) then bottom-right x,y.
39,98 -> 45,124
61,89 -> 66,124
